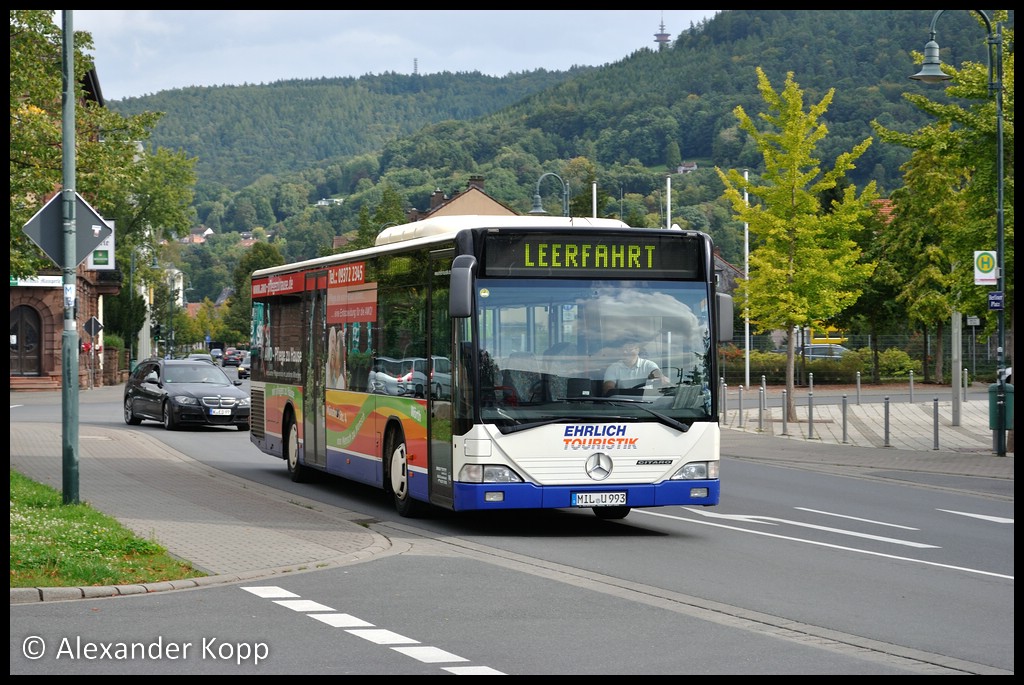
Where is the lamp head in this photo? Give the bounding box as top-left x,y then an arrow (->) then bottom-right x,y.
910,39 -> 952,83
529,193 -> 547,215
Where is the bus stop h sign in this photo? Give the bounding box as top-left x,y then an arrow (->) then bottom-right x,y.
22,192 -> 113,267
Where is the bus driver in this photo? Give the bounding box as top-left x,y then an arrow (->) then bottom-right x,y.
603,341 -> 668,395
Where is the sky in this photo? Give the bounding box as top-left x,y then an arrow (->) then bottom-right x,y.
71,10 -> 722,101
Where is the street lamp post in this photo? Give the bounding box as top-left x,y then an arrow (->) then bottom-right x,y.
167,272 -> 175,359
910,9 -> 1006,456
743,169 -> 750,390
530,172 -> 570,217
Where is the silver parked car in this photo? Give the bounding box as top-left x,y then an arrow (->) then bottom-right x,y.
799,344 -> 851,360
400,356 -> 452,399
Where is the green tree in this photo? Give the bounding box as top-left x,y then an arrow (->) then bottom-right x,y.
872,10 -> 1013,386
222,241 -> 286,346
105,285 -> 148,362
10,10 -> 194,277
666,139 -> 682,171
836,205 -> 908,383
717,68 -> 878,420
373,183 -> 407,228
351,205 -> 378,251
883,148 -> 964,382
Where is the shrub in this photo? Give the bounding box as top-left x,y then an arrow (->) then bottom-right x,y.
875,347 -> 921,379
102,332 -> 124,351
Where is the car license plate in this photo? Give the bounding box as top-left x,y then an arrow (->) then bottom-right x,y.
571,492 -> 626,507
209,408 -> 231,416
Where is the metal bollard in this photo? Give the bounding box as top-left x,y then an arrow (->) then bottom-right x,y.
809,372 -> 814,393
738,385 -> 744,428
808,391 -> 815,439
758,387 -> 765,431
842,394 -> 848,443
909,371 -> 914,403
963,368 -> 969,402
884,397 -> 891,447
933,397 -> 940,450
781,389 -> 788,436
761,375 -> 767,410
855,371 -> 862,405
720,380 -> 727,423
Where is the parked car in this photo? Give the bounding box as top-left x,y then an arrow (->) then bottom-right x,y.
799,344 -> 852,360
221,347 -> 243,367
185,352 -> 215,364
367,355 -> 451,398
401,356 -> 452,399
368,356 -> 413,396
123,358 -> 250,431
236,352 -> 252,379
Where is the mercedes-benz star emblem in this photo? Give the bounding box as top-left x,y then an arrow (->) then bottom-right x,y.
584,452 -> 613,481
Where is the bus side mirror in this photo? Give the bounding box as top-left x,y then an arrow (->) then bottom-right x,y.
449,254 -> 477,319
716,292 -> 734,342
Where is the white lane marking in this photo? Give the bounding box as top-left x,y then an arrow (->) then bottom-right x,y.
241,586 -> 298,598
795,507 -> 919,529
444,666 -> 506,675
688,509 -> 938,548
392,646 -> 469,663
938,509 -> 1014,524
633,509 -> 1013,580
346,628 -> 419,645
273,599 -> 336,612
309,613 -> 375,628
244,586 -> 506,674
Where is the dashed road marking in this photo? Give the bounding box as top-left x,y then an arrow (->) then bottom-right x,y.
241,586 -> 505,674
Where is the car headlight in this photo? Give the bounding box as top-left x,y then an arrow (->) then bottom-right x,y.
238,397 -> 251,408
172,395 -> 199,406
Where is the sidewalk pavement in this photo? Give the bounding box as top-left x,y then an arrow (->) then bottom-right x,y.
10,383 -> 1013,604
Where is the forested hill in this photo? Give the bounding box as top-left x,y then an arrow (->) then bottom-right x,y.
107,10 -> 1007,224
108,69 -> 589,192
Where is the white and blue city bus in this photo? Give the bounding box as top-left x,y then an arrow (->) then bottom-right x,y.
249,215 -> 733,519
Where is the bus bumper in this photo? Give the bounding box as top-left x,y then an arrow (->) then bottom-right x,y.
450,480 -> 719,511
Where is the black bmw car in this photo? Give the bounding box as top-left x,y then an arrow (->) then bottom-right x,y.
124,358 -> 250,431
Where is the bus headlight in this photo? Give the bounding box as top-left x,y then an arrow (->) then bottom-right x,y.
458,464 -> 524,483
671,461 -> 719,480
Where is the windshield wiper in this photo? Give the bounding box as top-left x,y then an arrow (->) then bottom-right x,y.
493,416 -> 573,435
496,397 -> 691,434
634,405 -> 690,432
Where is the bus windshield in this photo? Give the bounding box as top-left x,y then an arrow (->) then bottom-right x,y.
465,278 -> 713,428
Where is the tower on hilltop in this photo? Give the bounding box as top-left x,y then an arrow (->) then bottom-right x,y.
654,13 -> 670,49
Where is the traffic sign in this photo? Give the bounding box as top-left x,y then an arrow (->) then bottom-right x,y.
988,291 -> 1004,310
22,192 -> 113,267
974,250 -> 997,285
84,316 -> 104,336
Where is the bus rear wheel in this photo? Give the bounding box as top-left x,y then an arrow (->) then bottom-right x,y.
285,415 -> 307,483
386,431 -> 426,518
593,506 -> 630,520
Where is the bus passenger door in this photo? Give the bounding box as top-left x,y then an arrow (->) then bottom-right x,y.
428,251 -> 455,508
303,272 -> 328,471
